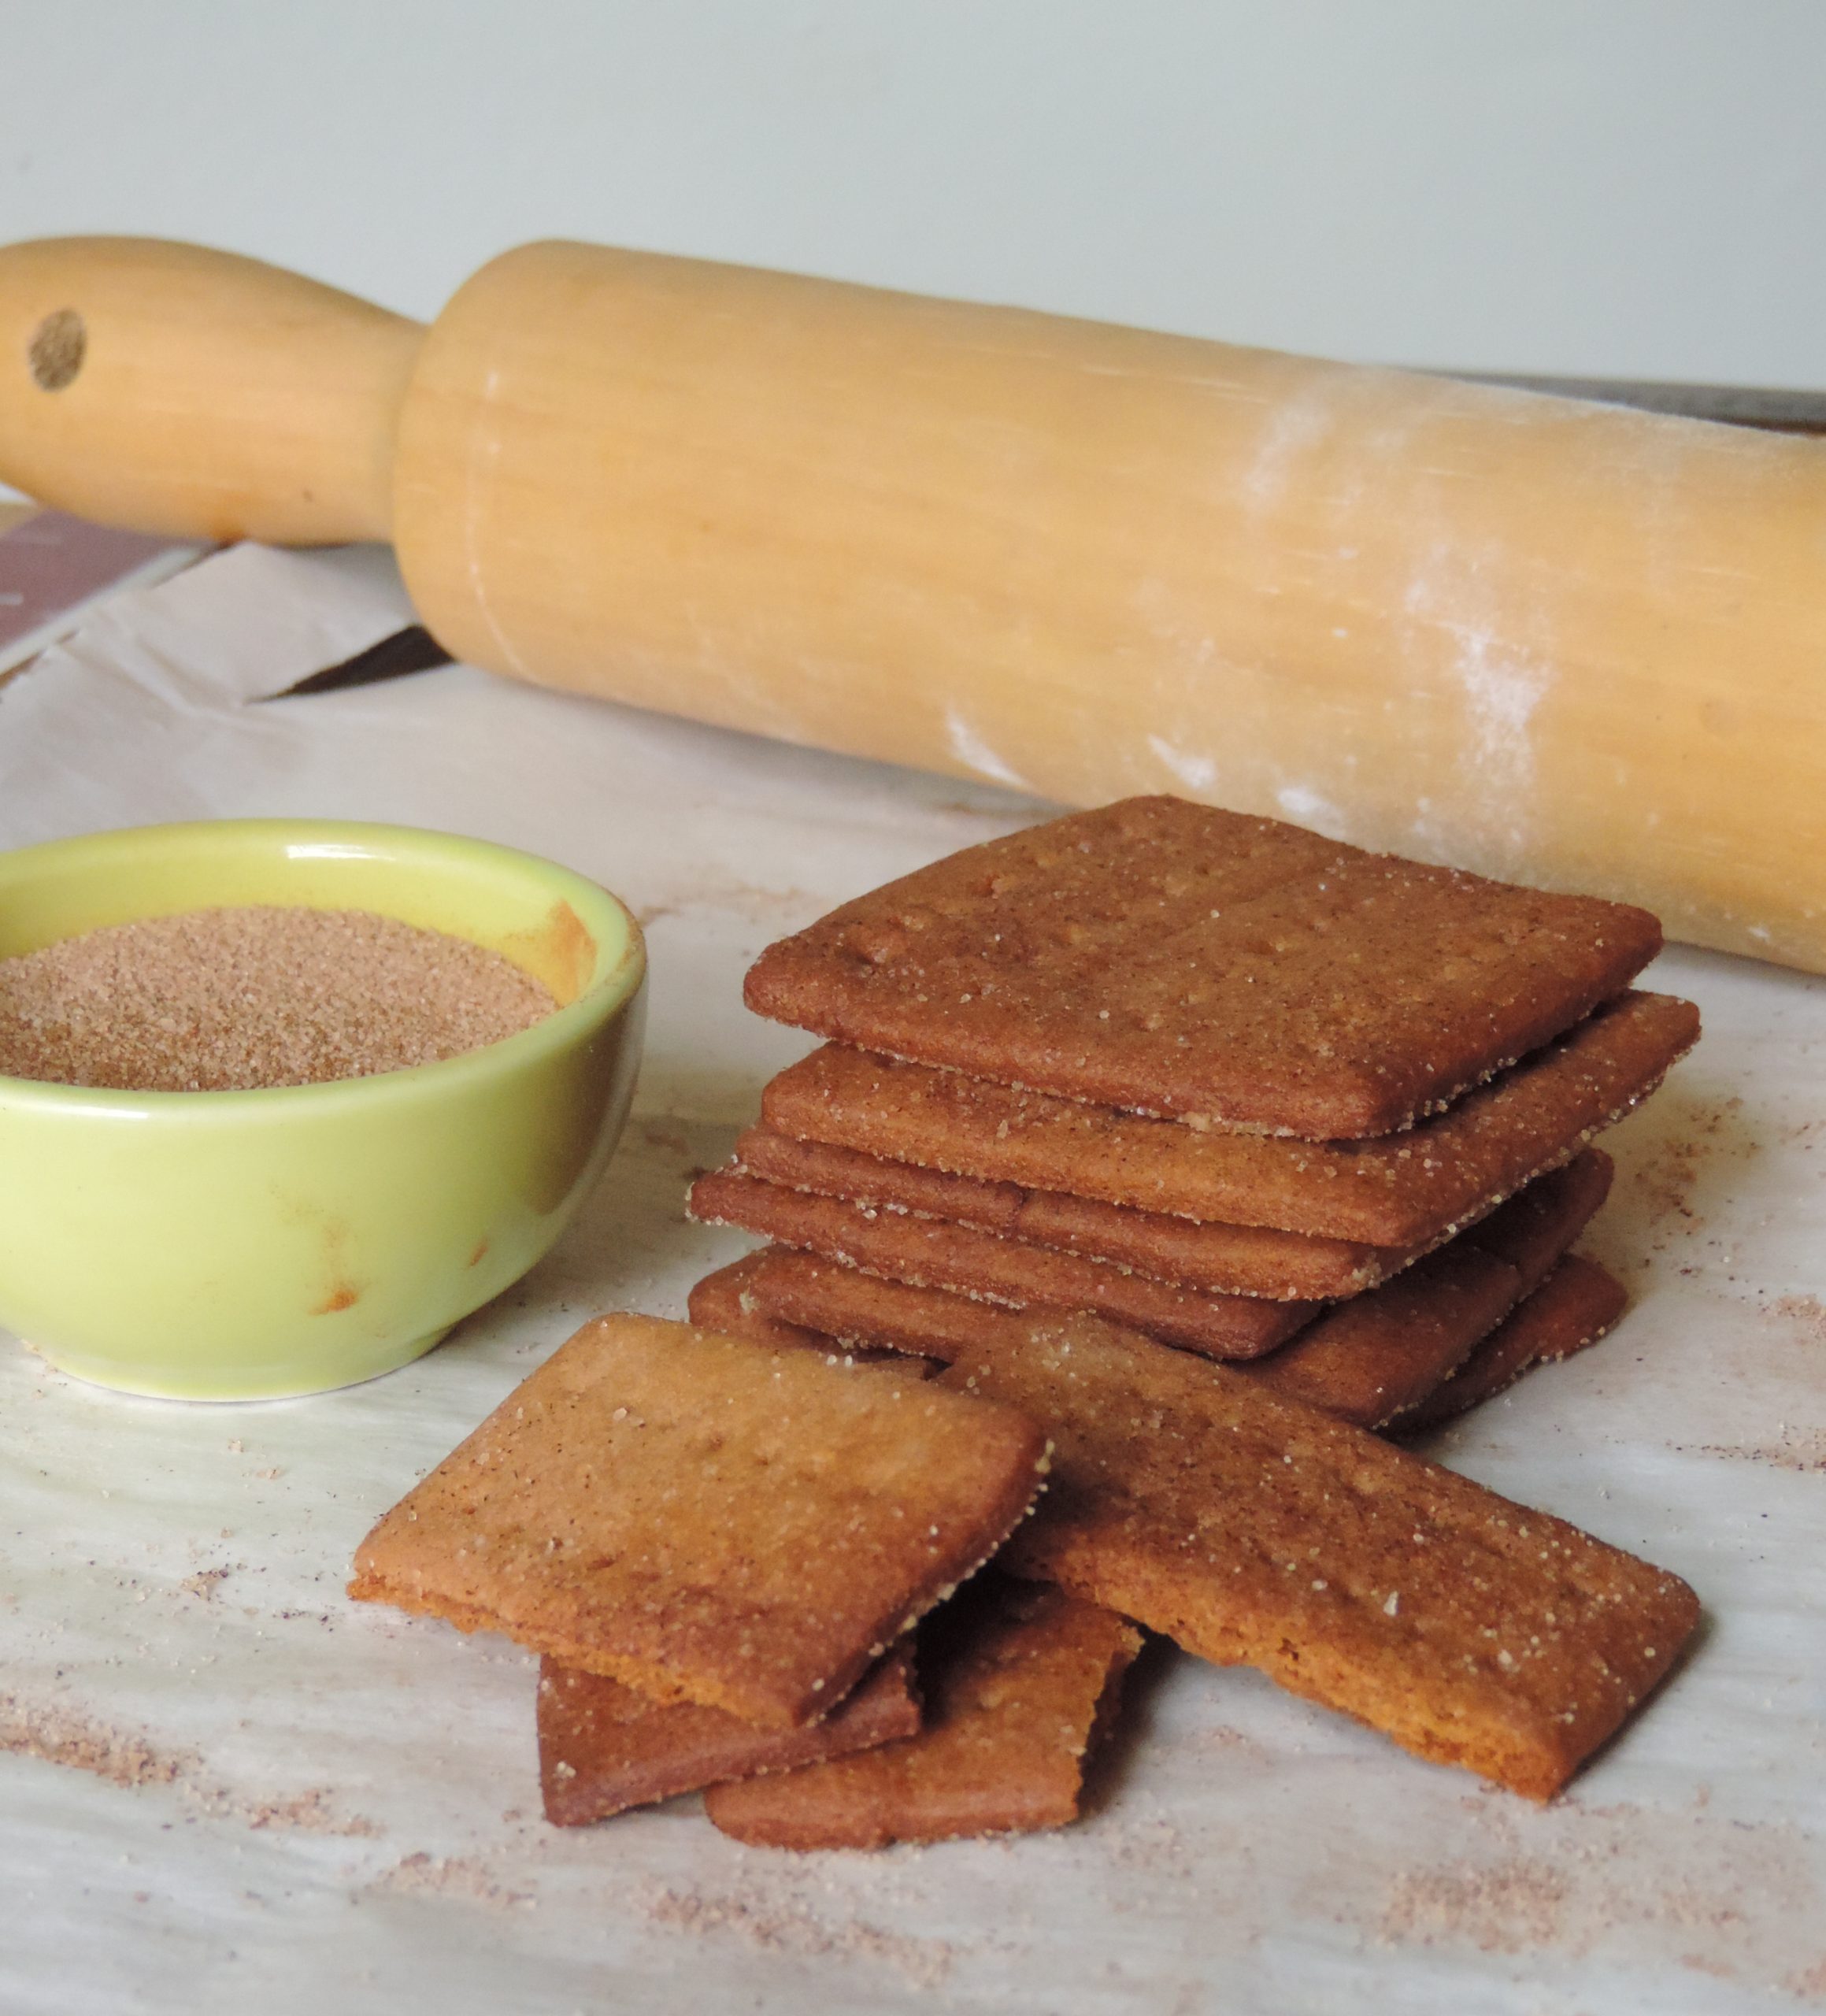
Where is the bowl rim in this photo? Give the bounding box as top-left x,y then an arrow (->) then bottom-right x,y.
0,817 -> 646,1116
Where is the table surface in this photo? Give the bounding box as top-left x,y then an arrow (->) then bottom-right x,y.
0,539 -> 1822,2016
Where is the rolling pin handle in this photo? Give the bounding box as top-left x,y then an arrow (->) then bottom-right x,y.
0,236 -> 425,546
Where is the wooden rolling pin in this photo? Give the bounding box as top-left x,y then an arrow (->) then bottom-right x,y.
2,235 -> 1822,970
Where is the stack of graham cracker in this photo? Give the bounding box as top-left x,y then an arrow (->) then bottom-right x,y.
349,800 -> 1705,1851
689,796 -> 1699,1436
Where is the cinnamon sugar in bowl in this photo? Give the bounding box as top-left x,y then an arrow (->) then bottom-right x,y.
0,821 -> 645,1399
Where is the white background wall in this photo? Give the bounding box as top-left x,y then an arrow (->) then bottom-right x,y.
2,0 -> 1822,386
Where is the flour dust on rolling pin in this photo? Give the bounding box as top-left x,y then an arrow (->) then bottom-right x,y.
2,234 -> 1821,969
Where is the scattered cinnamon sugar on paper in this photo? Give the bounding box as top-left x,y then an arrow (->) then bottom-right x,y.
0,1693 -> 184,1790
372,1852 -> 533,1908
1369,1793 -> 1826,1982
636,1881 -> 957,1989
1,1689 -> 379,1835
1770,1293 -> 1826,1346
1380,1857 -> 1572,1954
1623,1091 -> 1758,1247
1675,1425 -> 1826,1473
183,1782 -> 382,1836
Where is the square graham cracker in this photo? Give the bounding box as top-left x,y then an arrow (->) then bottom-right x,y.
704,1577 -> 1141,1849
744,796 -> 1661,1138
687,1167 -> 1313,1358
932,1313 -> 1698,1799
696,1143 -> 1601,1392
677,1241 -> 947,1370
703,1240 -> 1517,1436
686,1253 -> 938,1375
689,1140 -> 1605,1392
689,1152 -> 1594,1431
1466,1146 -> 1613,1284
730,1124 -> 1409,1301
692,1250 -> 992,1367
349,1314 -> 1048,1728
1249,1151 -> 1613,1428
699,1239 -> 1514,1434
761,991 -> 1696,1246
1246,1242 -> 1521,1428
1398,1254 -> 1629,1433
692,1221 -> 1604,1440
537,1644 -> 920,1827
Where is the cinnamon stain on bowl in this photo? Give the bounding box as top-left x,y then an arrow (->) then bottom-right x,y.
501,899 -> 599,1006
303,1210 -> 364,1317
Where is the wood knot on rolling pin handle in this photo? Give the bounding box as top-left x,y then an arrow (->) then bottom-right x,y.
28,308 -> 85,391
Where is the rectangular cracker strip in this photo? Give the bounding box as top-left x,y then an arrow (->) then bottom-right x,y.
689,1167 -> 1314,1358
931,1311 -> 1698,1799
733,1124 -> 1409,1300
704,1577 -> 1141,1849
744,796 -> 1661,1137
538,1643 -> 921,1826
349,1313 -> 1048,1728
1398,1254 -> 1629,1433
761,991 -> 1696,1246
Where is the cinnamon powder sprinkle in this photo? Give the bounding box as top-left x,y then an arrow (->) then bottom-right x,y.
0,906 -> 557,1092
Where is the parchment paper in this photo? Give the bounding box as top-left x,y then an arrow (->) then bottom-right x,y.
1,545 -> 1821,2015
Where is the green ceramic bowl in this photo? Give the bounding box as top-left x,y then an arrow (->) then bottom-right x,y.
0,820 -> 646,1400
